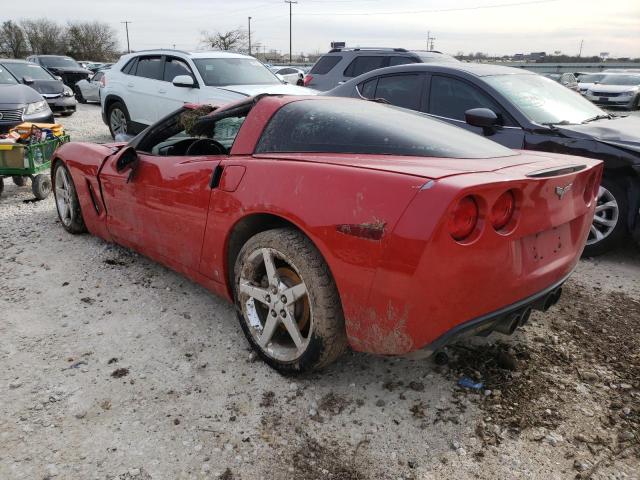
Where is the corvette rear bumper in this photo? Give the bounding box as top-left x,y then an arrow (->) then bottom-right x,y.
412,273 -> 569,357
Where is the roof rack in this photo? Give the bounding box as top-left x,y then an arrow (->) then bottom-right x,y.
125,48 -> 191,55
328,47 -> 409,53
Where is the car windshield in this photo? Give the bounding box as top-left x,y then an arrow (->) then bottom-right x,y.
256,99 -> 516,159
484,74 -> 604,125
193,58 -> 280,86
0,66 -> 18,84
578,74 -> 605,83
39,56 -> 82,69
4,62 -> 55,81
599,74 -> 640,86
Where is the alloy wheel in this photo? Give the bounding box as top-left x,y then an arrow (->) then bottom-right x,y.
587,185 -> 619,245
109,108 -> 127,136
55,166 -> 73,227
238,247 -> 312,363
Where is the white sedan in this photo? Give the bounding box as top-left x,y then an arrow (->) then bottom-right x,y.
269,66 -> 305,85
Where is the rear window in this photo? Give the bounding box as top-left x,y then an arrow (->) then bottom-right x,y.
121,58 -> 137,75
255,100 -> 515,159
309,56 -> 342,75
344,56 -> 386,78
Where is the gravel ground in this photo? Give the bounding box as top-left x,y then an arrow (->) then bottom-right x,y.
1,104 -> 639,480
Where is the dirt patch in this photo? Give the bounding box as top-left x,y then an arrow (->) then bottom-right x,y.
449,280 -> 639,462
319,392 -> 352,416
287,434 -> 366,480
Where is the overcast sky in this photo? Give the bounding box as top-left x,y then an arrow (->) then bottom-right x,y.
4,0 -> 640,58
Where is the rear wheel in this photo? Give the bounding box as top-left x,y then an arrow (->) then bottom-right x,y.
234,228 -> 347,373
12,176 -> 27,187
75,86 -> 86,104
583,177 -> 628,257
31,174 -> 51,200
107,101 -> 130,139
0,178 -> 4,197
53,162 -> 86,233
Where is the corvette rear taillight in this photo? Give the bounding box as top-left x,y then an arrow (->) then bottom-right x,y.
448,196 -> 479,241
491,190 -> 516,231
303,74 -> 313,87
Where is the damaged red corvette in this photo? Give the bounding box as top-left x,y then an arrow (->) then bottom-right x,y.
52,95 -> 602,372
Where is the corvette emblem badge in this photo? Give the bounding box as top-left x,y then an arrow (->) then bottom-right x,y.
555,183 -> 573,199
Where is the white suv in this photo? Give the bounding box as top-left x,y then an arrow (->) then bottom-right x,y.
101,49 -> 313,138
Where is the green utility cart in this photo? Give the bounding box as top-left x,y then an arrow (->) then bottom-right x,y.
0,134 -> 70,200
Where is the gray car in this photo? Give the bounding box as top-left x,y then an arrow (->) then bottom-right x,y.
0,65 -> 54,133
303,47 -> 458,91
584,74 -> 640,110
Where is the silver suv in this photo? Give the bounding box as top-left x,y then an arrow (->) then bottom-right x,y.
304,47 -> 458,91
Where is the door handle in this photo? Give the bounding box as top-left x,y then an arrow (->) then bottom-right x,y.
127,82 -> 134,87
158,89 -> 167,94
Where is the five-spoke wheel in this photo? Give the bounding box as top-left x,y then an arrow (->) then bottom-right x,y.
234,228 -> 347,372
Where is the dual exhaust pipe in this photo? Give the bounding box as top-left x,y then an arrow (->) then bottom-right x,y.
494,288 -> 562,335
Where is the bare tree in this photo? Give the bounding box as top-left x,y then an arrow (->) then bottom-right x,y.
66,21 -> 119,61
201,28 -> 248,52
0,21 -> 27,58
21,18 -> 66,54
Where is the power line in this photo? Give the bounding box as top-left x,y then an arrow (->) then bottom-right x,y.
295,0 -> 561,16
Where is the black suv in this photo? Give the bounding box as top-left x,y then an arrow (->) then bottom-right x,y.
327,62 -> 640,256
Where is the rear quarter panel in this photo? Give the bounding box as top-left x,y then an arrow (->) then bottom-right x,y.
199,157 -> 426,338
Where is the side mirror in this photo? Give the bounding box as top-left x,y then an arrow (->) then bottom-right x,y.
465,108 -> 499,128
56,76 -> 63,81
114,146 -> 138,181
172,75 -> 195,88
22,76 -> 34,85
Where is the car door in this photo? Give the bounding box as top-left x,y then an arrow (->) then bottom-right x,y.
125,55 -> 164,125
99,149 -> 219,272
426,74 -> 525,149
158,56 -> 201,118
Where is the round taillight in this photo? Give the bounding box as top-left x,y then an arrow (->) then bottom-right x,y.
491,190 -> 516,231
448,196 -> 479,241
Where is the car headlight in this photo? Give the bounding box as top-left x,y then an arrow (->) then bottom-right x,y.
619,91 -> 635,97
63,86 -> 74,97
25,100 -> 51,115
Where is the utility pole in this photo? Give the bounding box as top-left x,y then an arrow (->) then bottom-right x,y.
248,17 -> 252,56
285,0 -> 297,64
578,39 -> 584,57
121,21 -> 132,53
427,31 -> 436,51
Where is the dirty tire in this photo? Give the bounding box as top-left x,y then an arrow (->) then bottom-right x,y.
234,228 -> 348,373
31,174 -> 51,200
12,175 -> 27,187
52,161 -> 86,234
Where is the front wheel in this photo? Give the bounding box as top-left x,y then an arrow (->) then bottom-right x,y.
31,174 -> 51,200
234,228 -> 347,373
53,162 -> 86,233
107,101 -> 130,139
583,177 -> 628,257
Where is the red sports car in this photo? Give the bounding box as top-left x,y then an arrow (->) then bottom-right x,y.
52,95 -> 602,372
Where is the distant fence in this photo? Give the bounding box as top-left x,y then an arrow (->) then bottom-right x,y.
490,62 -> 640,74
